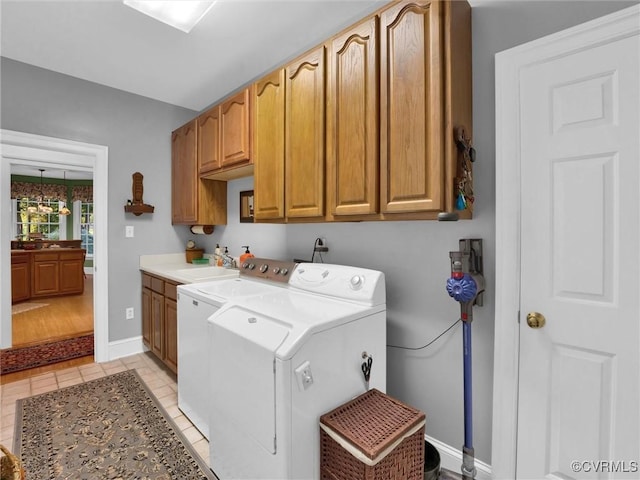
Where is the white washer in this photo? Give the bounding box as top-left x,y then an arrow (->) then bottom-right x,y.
177,275 -> 284,439
208,261 -> 386,480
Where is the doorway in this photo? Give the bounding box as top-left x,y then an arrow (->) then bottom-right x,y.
492,5 -> 639,478
1,130 -> 109,362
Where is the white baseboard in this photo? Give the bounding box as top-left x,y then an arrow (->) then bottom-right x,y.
426,435 -> 492,480
107,336 -> 145,361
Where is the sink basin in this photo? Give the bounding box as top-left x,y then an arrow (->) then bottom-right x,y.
175,267 -> 239,280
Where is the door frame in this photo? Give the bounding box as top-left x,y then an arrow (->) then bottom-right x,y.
0,129 -> 109,362
492,5 -> 640,478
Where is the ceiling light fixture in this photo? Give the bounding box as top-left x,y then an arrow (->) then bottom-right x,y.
123,1 -> 215,33
60,171 -> 71,216
34,169 -> 53,215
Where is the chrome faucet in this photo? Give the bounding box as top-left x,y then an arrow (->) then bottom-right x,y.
222,252 -> 236,269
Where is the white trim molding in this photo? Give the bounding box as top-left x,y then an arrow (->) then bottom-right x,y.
426,435 -> 492,480
492,5 -> 640,479
0,130 -> 109,362
107,336 -> 146,361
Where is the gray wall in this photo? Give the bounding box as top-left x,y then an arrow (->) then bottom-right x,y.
1,58 -> 196,341
1,0 -> 636,464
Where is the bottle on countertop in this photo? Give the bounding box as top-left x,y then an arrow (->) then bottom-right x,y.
215,243 -> 222,267
239,246 -> 254,266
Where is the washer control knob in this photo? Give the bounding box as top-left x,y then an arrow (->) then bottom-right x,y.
272,267 -> 281,275
350,275 -> 363,289
260,264 -> 269,273
246,263 -> 255,270
281,268 -> 289,276
242,262 -> 250,269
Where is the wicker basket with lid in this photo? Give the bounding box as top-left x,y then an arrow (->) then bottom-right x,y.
319,389 -> 425,480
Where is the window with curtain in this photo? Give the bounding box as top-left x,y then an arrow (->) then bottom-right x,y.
13,198 -> 67,240
11,178 -> 92,244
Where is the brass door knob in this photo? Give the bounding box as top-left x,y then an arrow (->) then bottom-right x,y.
526,312 -> 546,329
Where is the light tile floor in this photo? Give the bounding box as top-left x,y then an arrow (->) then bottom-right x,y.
0,352 -> 210,467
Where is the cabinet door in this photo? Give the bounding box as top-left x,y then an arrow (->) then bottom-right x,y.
11,261 -> 30,304
198,106 -> 221,174
151,291 -> 164,359
379,1 -> 444,213
171,120 -> 198,224
253,69 -> 286,220
285,46 -> 326,218
164,298 -> 178,374
59,257 -> 84,294
220,88 -> 252,169
327,16 -> 379,216
32,260 -> 59,296
142,286 -> 152,348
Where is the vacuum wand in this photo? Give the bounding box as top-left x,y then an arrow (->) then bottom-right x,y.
445,239 -> 485,480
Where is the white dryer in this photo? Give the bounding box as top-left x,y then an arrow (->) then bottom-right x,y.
208,261 -> 386,480
177,276 -> 284,438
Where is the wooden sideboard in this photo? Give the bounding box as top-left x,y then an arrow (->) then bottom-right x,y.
11,248 -> 86,304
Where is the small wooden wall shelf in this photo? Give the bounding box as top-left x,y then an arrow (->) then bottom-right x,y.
125,204 -> 154,216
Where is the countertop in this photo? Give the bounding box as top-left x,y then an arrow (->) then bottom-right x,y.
11,247 -> 85,253
139,253 -> 239,284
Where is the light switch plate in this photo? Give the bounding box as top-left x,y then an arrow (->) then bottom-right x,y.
125,226 -> 134,238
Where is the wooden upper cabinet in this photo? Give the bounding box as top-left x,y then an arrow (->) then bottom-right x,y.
220,88 -> 252,169
379,0 -> 445,214
253,69 -> 286,221
172,119 -> 227,226
327,16 -> 380,217
200,87 -> 254,181
285,46 -> 326,219
198,106 -> 221,174
172,120 -> 199,224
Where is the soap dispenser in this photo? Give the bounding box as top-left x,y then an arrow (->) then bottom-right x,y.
239,246 -> 254,266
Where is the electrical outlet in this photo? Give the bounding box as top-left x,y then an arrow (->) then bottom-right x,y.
125,226 -> 134,238
314,236 -> 328,253
126,307 -> 134,319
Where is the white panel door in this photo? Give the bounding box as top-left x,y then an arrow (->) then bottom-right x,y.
518,29 -> 639,480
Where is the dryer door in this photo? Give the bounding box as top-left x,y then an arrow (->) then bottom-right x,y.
210,306 -> 290,454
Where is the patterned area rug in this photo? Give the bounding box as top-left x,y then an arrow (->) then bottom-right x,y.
15,369 -> 216,480
0,334 -> 94,374
11,302 -> 48,315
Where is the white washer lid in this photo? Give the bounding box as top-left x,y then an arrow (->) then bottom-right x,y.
219,290 -> 385,359
213,305 -> 291,351
178,277 -> 281,305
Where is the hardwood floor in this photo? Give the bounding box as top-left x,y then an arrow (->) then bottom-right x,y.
2,275 -> 94,385
11,274 -> 93,347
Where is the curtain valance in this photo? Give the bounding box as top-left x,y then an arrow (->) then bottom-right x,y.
10,182 -> 93,202
11,181 -> 66,201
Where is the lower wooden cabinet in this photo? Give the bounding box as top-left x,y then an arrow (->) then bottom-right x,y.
11,249 -> 85,302
141,272 -> 179,374
11,252 -> 30,304
164,297 -> 178,373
